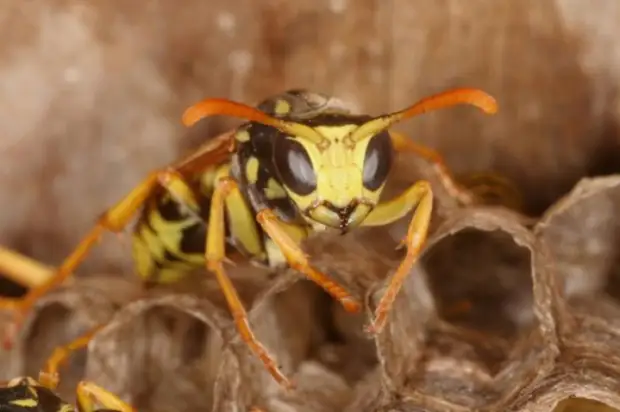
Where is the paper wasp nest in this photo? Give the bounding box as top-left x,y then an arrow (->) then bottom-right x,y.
2,154 -> 620,412
1,1 -> 620,412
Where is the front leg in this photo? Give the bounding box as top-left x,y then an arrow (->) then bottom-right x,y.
362,180 -> 433,334
256,209 -> 362,314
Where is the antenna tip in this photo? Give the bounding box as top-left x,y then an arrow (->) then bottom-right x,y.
468,89 -> 499,114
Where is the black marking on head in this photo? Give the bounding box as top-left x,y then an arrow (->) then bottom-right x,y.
257,90 -> 355,120
296,113 -> 371,127
232,130 -> 301,223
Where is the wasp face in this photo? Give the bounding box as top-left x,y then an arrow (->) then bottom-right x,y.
273,125 -> 394,232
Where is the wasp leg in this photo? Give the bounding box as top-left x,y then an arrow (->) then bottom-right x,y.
389,131 -> 474,205
76,381 -> 136,412
0,246 -> 54,289
362,180 -> 433,335
206,175 -> 294,390
255,209 -> 361,313
38,325 -> 104,390
0,169 -> 192,349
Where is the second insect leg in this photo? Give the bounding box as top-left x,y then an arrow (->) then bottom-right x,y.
206,173 -> 294,389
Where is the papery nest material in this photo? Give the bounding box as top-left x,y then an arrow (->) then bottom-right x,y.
5,172 -> 620,411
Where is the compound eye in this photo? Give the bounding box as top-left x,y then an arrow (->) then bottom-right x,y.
274,138 -> 317,195
362,132 -> 393,191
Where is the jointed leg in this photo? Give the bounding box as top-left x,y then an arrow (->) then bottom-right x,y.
38,325 -> 104,390
256,209 -> 361,314
76,381 -> 136,412
206,174 -> 293,389
0,246 -> 54,288
390,131 -> 474,206
362,180 -> 433,335
0,169 -> 192,349
390,131 -> 522,210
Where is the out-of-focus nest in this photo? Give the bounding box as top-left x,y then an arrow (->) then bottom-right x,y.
2,153 -> 620,412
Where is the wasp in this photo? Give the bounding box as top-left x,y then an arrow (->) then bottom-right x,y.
0,377 -> 133,412
0,334 -> 134,412
0,87 -> 497,389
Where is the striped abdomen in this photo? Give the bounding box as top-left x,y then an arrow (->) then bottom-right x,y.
131,163 -> 268,284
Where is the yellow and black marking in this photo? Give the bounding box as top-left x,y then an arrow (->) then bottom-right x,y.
0,374 -> 135,412
2,87 -> 502,391
1,377 -> 71,412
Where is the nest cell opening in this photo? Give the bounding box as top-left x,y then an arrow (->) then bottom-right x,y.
269,279 -> 377,386
422,228 -> 534,339
86,305 -> 219,412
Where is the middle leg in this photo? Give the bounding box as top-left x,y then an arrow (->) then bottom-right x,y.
205,174 -> 294,389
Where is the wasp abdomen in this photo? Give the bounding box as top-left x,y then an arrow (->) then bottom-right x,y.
131,163 -> 272,284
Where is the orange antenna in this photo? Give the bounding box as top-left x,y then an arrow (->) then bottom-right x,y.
182,98 -> 326,145
349,88 -> 498,142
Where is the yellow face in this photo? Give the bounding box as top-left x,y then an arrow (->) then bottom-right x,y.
273,123 -> 394,231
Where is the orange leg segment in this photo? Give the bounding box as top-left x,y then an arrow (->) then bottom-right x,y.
256,209 -> 361,314
390,131 -> 522,210
38,325 -> 104,390
390,131 -> 474,206
206,175 -> 294,389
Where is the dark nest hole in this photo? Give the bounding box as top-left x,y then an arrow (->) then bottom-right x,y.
500,109 -> 620,219
601,198 -> 620,304
606,263 -> 620,304
422,228 -> 534,341
86,305 -> 217,412
600,204 -> 620,305
270,279 -> 377,385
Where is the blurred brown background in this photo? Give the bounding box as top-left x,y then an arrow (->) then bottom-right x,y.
0,0 -> 619,285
